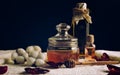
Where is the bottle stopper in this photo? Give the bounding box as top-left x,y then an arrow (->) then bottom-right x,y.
86,34 -> 94,43
76,3 -> 87,10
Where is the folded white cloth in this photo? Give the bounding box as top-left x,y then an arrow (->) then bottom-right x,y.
0,58 -> 5,64
0,50 -> 15,59
95,50 -> 120,62
0,50 -> 15,64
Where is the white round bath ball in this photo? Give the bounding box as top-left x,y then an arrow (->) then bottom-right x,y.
26,57 -> 36,66
34,45 -> 42,52
22,52 -> 29,60
29,51 -> 39,58
26,46 -> 34,54
17,48 -> 26,56
37,52 -> 46,60
11,52 -> 18,60
15,56 -> 25,64
35,59 -> 45,67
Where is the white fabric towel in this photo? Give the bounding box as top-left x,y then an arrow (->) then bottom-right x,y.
95,50 -> 120,62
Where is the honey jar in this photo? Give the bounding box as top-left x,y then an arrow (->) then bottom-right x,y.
47,23 -> 79,63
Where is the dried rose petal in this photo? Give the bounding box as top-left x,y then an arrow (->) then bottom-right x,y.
46,61 -> 64,68
94,53 -> 110,61
25,67 -> 49,74
0,66 -> 8,74
93,56 -> 101,61
64,59 -> 76,68
25,68 -> 36,74
108,71 -> 120,75
107,65 -> 120,72
107,65 -> 120,75
36,68 -> 49,74
101,53 -> 110,61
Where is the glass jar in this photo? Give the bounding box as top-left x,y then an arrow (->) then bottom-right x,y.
47,23 -> 79,63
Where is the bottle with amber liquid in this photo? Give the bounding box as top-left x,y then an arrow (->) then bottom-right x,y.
47,23 -> 79,63
85,34 -> 96,59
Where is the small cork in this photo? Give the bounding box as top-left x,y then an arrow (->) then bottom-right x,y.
76,3 -> 87,9
73,3 -> 87,14
86,34 -> 94,43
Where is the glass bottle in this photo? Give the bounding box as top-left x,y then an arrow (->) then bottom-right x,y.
47,23 -> 79,63
85,34 -> 96,59
70,2 -> 92,58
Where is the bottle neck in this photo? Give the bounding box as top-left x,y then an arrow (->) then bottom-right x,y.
86,42 -> 95,47
59,30 -> 68,36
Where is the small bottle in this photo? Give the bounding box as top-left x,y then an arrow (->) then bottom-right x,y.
85,34 -> 96,59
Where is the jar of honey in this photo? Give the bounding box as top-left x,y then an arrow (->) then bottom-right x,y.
47,23 -> 79,63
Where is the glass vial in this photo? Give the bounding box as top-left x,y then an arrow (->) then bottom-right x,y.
85,34 -> 96,59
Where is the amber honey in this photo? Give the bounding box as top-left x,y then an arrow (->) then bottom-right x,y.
85,47 -> 95,58
47,50 -> 79,63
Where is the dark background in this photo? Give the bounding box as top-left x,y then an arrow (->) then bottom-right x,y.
0,0 -> 120,51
